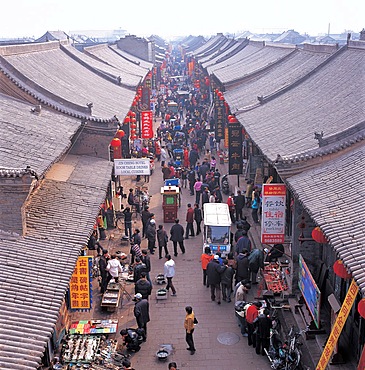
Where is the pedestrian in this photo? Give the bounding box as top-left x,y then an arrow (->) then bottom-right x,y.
245,180 -> 253,208
234,280 -> 250,303
206,254 -> 225,304
185,203 -> 195,239
170,218 -> 185,256
99,249 -> 110,293
160,146 -> 168,167
221,259 -> 235,302
193,178 -> 202,204
157,224 -> 169,259
265,243 -> 285,263
246,301 -> 261,347
127,188 -> 140,213
234,190 -> 245,221
162,164 -> 171,181
201,187 -> 210,207
141,249 -> 152,284
131,228 -> 142,247
234,280 -> 251,337
133,293 -> 150,339
193,203 -> 203,235
200,246 -> 213,287
141,206 -> 152,238
122,207 -> 133,239
164,254 -> 177,296
106,254 -> 123,283
227,193 -> 236,223
213,186 -> 223,203
133,257 -> 147,283
184,306 -> 196,355
235,230 -> 252,255
254,308 -> 272,356
87,229 -> 103,256
248,248 -> 265,284
188,168 -> 196,196
146,218 -> 156,255
168,362 -> 178,370
188,147 -> 199,168
251,188 -> 261,224
130,243 -> 142,265
235,249 -> 250,286
135,272 -> 152,300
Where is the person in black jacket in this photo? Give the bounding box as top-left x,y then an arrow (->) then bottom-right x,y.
254,308 -> 272,355
146,219 -> 156,255
169,218 -> 185,256
234,190 -> 245,221
133,293 -> 150,338
135,272 -> 152,300
206,255 -> 225,304
141,206 -> 153,238
221,259 -> 235,302
123,207 -> 133,239
193,203 -> 203,235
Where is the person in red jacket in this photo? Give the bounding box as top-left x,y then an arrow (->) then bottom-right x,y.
185,203 -> 195,239
200,246 -> 213,286
245,301 -> 262,347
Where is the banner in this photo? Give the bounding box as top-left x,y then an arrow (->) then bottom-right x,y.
261,184 -> 286,243
69,256 -> 92,310
215,98 -> 225,140
316,279 -> 359,370
228,120 -> 243,175
141,110 -> 153,139
114,158 -> 150,176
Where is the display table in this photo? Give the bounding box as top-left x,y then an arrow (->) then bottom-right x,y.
101,282 -> 121,311
69,319 -> 118,335
262,262 -> 288,294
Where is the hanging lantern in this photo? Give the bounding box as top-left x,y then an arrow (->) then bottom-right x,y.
130,123 -> 137,129
130,111 -> 136,118
217,91 -> 222,98
110,137 -> 122,159
124,116 -> 130,124
219,95 -> 225,101
312,227 -> 328,243
131,117 -> 136,124
229,116 -> 238,123
115,129 -> 125,139
358,299 -> 365,319
132,100 -> 137,107
333,260 -> 351,279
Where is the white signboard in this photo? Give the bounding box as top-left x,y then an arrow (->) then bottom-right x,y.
261,183 -> 286,244
114,159 -> 151,176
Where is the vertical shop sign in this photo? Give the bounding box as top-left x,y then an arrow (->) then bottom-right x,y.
69,256 -> 92,310
215,98 -> 225,140
261,184 -> 286,243
141,86 -> 150,111
141,111 -> 153,139
228,121 -> 243,175
316,279 -> 358,370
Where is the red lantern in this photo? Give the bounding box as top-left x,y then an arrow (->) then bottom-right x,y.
131,117 -> 136,123
312,227 -> 328,243
130,111 -> 136,118
124,116 -> 130,124
132,100 -> 137,107
229,116 -> 238,123
115,129 -> 125,139
215,88 -> 219,94
358,299 -> 365,319
110,137 -> 122,159
130,123 -> 137,129
219,95 -> 225,101
333,260 -> 351,279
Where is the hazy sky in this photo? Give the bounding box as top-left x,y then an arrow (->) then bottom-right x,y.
1,0 -> 364,40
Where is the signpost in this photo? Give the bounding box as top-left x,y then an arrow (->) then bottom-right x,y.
114,158 -> 150,176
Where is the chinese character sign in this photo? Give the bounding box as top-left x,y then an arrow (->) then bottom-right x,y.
261,184 -> 286,244
316,279 -> 358,370
214,99 -> 225,140
228,122 -> 243,175
141,111 -> 153,139
69,256 -> 92,310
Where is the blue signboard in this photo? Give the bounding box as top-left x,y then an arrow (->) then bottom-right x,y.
298,254 -> 321,328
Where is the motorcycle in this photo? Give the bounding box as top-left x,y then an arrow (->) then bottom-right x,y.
221,174 -> 230,194
265,325 -> 304,370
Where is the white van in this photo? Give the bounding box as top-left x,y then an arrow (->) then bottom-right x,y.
203,203 -> 232,256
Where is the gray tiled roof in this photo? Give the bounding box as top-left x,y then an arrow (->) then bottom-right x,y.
109,45 -> 153,70
235,45 -> 365,162
206,42 -> 264,75
0,41 -> 136,122
224,45 -> 337,111
0,93 -> 80,176
213,43 -> 296,85
198,39 -> 237,65
62,44 -> 140,88
285,144 -> 365,295
84,44 -> 151,77
189,34 -> 226,56
0,154 -> 113,369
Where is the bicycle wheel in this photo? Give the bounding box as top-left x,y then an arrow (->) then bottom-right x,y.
116,215 -> 124,230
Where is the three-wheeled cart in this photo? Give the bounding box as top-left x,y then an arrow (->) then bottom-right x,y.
161,185 -> 180,222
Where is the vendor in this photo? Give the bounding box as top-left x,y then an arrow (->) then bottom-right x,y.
265,244 -> 285,263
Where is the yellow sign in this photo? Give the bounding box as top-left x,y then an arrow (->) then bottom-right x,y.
316,279 -> 358,370
69,256 -> 92,310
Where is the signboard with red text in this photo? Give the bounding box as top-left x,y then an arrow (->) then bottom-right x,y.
69,256 -> 92,310
141,110 -> 153,139
261,184 -> 286,244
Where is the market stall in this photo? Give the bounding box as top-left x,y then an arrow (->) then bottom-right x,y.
262,262 -> 289,295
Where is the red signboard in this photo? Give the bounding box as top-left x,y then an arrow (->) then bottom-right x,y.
261,184 -> 286,244
141,111 -> 153,139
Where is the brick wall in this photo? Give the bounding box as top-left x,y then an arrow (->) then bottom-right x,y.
0,175 -> 32,236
